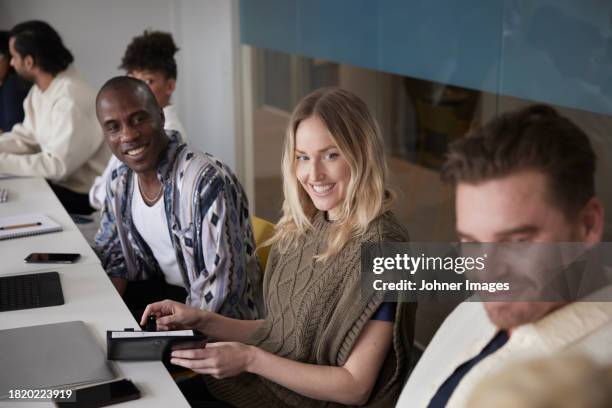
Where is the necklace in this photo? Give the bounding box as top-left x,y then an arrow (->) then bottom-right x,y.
137,176 -> 163,205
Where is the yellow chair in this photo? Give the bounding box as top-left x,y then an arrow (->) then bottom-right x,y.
251,215 -> 275,272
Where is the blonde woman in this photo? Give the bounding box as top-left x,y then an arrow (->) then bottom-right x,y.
142,87 -> 415,407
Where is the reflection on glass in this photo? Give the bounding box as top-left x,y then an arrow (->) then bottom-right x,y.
250,46 -> 612,243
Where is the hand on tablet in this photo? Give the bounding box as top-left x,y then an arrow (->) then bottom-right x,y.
141,300 -> 205,331
170,342 -> 255,378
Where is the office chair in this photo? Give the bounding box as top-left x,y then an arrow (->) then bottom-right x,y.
251,215 -> 275,272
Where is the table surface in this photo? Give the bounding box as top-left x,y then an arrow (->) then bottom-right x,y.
0,177 -> 100,273
0,177 -> 189,407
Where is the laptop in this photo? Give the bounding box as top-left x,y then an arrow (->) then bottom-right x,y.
0,321 -> 116,399
0,271 -> 64,312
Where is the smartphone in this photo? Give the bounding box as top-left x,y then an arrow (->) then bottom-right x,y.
55,378 -> 140,408
24,252 -> 81,264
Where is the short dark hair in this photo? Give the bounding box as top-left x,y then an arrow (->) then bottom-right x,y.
119,30 -> 179,79
9,21 -> 73,75
96,76 -> 160,112
441,104 -> 596,217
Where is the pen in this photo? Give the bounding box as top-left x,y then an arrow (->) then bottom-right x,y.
0,222 -> 42,230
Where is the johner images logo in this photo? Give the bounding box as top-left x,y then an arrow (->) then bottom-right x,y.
362,242 -> 612,302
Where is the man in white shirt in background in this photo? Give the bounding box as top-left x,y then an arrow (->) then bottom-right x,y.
0,20 -> 109,214
89,30 -> 186,210
397,105 -> 612,407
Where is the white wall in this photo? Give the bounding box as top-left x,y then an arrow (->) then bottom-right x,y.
0,0 -> 242,171
173,0 -> 242,172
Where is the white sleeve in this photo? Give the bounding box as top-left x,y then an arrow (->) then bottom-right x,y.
0,97 -> 102,180
89,155 -> 120,210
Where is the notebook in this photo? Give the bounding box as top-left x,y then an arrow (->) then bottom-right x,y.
0,321 -> 116,399
0,213 -> 62,240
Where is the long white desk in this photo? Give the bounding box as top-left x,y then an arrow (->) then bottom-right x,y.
0,178 -> 189,408
0,177 -> 100,273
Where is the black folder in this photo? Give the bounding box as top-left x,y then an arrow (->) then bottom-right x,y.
106,330 -> 207,361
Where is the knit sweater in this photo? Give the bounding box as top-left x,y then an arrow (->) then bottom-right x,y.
207,211 -> 416,407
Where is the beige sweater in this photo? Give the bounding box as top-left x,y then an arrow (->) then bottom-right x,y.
207,211 -> 416,407
0,66 -> 109,193
397,295 -> 612,408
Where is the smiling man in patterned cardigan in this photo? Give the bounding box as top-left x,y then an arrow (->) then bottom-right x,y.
93,76 -> 261,320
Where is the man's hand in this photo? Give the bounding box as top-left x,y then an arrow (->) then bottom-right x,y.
170,342 -> 256,378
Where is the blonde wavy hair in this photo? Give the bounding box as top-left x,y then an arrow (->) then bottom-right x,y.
266,87 -> 394,261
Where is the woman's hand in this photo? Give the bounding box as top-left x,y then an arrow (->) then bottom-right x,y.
170,342 -> 256,379
140,299 -> 208,331
142,300 -> 264,342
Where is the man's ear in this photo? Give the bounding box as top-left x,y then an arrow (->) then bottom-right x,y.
580,197 -> 605,244
24,54 -> 34,70
165,78 -> 176,97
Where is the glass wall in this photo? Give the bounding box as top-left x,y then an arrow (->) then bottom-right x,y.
253,49 -> 476,242
241,0 -> 612,345
244,0 -> 612,239
250,47 -> 612,236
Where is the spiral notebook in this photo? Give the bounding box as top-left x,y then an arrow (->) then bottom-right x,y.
0,213 -> 62,240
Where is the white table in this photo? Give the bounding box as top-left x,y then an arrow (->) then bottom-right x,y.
0,177 -> 100,273
0,178 -> 189,407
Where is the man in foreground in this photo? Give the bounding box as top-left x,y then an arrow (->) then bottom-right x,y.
397,105 -> 611,407
94,76 -> 261,319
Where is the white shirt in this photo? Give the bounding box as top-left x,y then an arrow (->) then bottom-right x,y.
89,104 -> 186,209
397,291 -> 612,408
131,173 -> 184,288
0,66 -> 109,193
162,104 -> 187,141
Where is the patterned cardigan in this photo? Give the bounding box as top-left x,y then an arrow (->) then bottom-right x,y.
94,131 -> 262,319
